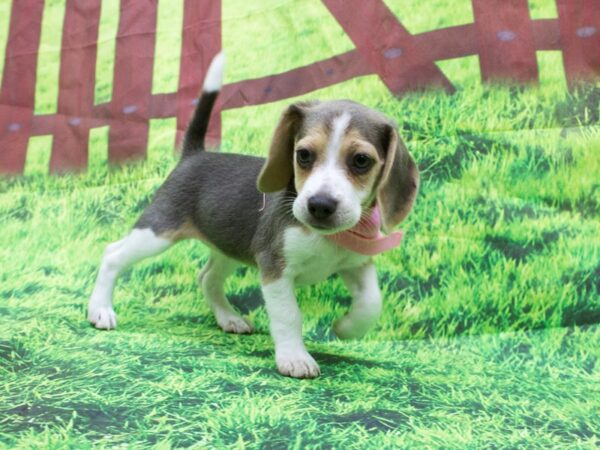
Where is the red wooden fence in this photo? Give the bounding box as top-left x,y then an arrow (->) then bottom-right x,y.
50,0 -> 102,172
0,0 -> 599,175
0,0 -> 44,174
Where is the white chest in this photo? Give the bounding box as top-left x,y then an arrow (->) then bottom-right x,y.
282,227 -> 370,285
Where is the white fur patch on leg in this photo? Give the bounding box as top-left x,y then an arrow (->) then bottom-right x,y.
88,229 -> 172,330
200,252 -> 253,334
334,263 -> 382,339
262,277 -> 320,378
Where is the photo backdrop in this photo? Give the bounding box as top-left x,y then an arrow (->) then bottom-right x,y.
1,1 -> 599,448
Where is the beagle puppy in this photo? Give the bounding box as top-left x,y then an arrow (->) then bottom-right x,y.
87,53 -> 419,378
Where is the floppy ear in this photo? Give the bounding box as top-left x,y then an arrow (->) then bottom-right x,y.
257,102 -> 312,192
377,124 -> 419,233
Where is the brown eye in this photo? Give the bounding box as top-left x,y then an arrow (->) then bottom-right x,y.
350,153 -> 373,174
296,148 -> 314,168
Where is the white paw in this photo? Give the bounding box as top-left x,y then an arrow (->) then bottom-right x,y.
333,316 -> 369,340
276,349 -> 321,379
216,313 -> 253,334
87,304 -> 117,330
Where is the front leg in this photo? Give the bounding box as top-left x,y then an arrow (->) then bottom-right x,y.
334,262 -> 382,339
261,276 -> 320,378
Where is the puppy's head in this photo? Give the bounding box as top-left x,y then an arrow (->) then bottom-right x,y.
257,100 -> 419,233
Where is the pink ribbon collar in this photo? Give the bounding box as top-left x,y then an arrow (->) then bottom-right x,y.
325,206 -> 403,256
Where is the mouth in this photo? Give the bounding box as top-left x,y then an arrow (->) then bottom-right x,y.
292,199 -> 359,234
304,218 -> 356,235
308,222 -> 336,233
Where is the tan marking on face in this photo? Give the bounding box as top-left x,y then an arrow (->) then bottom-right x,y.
160,219 -> 207,242
293,124 -> 384,212
293,124 -> 329,192
338,128 -> 384,201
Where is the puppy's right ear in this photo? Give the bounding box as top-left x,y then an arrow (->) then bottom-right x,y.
257,102 -> 313,192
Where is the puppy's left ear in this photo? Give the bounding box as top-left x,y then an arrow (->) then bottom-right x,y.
377,124 -> 419,233
257,101 -> 314,192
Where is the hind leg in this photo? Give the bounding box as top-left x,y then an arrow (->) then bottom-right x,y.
199,251 -> 253,334
88,228 -> 173,329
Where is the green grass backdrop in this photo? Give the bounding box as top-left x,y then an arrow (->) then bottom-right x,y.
0,0 -> 599,448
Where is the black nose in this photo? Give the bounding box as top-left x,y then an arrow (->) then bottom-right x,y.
307,194 -> 338,220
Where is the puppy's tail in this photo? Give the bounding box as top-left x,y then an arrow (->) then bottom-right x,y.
181,51 -> 225,157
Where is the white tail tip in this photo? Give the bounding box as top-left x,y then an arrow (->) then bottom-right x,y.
203,51 -> 225,93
